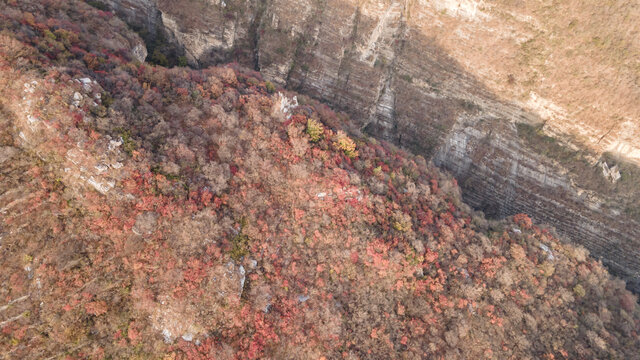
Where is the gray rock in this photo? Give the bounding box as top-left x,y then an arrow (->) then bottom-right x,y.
132,43 -> 148,63
0,147 -> 18,164
132,212 -> 158,235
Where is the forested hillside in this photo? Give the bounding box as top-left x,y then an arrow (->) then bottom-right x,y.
0,1 -> 639,359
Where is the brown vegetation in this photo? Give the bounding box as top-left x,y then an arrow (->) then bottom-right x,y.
0,1 -> 638,359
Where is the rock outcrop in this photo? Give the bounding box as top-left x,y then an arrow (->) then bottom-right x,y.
97,0 -> 640,292
434,117 -> 640,292
101,0 -> 162,36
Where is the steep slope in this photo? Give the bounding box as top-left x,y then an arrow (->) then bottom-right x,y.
95,0 -> 640,292
1,1 -> 640,359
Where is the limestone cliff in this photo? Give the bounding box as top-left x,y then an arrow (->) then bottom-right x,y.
95,0 -> 640,292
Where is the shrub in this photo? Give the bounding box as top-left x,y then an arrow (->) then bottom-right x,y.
305,118 -> 324,142
230,234 -> 250,261
265,80 -> 276,94
392,220 -> 411,232
513,213 -> 533,229
119,130 -> 137,155
150,49 -> 169,67
335,131 -> 358,158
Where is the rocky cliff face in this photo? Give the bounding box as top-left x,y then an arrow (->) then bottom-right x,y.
96,0 -> 640,292
101,0 -> 161,36
434,117 -> 640,292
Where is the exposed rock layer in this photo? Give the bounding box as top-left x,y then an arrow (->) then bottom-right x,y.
99,0 -> 640,292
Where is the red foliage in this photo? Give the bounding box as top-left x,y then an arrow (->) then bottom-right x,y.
0,2 -> 638,359
85,301 -> 108,316
513,213 -> 533,229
